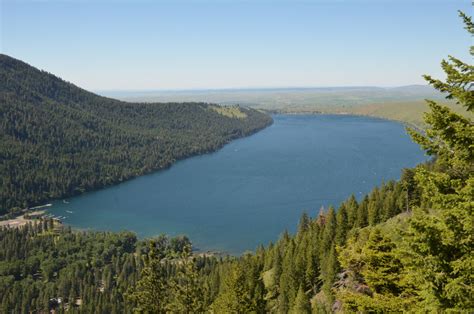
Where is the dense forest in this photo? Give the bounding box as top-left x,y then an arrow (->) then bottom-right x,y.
0,11 -> 472,314
0,54 -> 272,215
0,178 -> 410,313
0,221 -> 200,313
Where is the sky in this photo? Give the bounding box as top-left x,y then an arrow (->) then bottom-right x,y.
1,0 -> 472,90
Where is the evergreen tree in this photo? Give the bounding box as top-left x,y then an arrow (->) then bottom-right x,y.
335,204 -> 349,246
319,244 -> 338,304
273,248 -> 283,284
167,245 -> 206,313
361,229 -> 404,296
279,240 -> 298,309
278,290 -> 290,314
404,10 -> 473,311
304,223 -> 321,292
345,194 -> 359,228
400,168 -> 420,211
321,206 -> 336,255
356,196 -> 369,228
127,243 -> 169,313
211,257 -> 265,313
291,285 -> 311,313
298,212 -> 311,234
367,187 -> 380,226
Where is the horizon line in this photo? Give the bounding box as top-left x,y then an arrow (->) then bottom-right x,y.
95,84 -> 432,94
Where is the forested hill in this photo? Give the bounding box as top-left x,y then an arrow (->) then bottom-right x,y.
0,54 -> 272,215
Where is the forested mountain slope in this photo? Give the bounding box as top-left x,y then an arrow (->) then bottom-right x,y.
0,54 -> 272,215
0,11 -> 472,314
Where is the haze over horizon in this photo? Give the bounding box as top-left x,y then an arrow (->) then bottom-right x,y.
2,0 -> 471,90
94,84 -> 430,92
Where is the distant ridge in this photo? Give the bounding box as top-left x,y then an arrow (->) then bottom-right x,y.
104,84 -> 442,110
98,84 -> 434,95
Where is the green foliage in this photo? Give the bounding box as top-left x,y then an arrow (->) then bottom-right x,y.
291,285 -> 311,313
211,255 -> 265,313
402,10 -> 474,311
0,223 -> 141,313
2,10 -> 472,314
167,246 -> 207,313
336,10 -> 473,313
356,196 -> 369,228
367,187 -> 381,226
0,170 -> 409,313
0,54 -> 272,215
335,204 -> 348,246
127,243 -> 170,313
359,229 -> 404,295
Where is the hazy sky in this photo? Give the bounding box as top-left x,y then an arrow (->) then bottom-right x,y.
1,0 -> 471,90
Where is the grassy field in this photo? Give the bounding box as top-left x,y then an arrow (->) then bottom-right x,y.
210,105 -> 247,118
323,100 -> 472,128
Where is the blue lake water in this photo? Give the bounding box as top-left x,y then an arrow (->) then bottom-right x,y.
49,115 -> 427,254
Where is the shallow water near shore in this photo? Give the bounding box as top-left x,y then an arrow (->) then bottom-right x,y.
49,114 -> 427,254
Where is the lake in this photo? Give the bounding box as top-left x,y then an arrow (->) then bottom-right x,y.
49,114 -> 427,254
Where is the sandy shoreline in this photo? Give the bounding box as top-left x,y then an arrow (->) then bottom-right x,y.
0,210 -> 45,228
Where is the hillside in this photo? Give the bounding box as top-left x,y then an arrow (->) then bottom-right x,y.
314,100 -> 474,129
0,54 -> 272,215
323,100 -> 473,128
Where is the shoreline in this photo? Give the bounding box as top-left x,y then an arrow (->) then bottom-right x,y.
2,117 -> 273,218
0,210 -> 46,228
44,113 -> 420,257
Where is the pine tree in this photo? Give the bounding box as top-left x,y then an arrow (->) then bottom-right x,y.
279,240 -> 298,309
400,168 -> 421,211
380,190 -> 395,221
361,229 -> 404,296
404,10 -> 473,311
367,187 -> 380,226
335,204 -> 349,246
278,290 -> 290,314
273,248 -> 283,285
298,212 -> 311,234
321,206 -> 336,255
167,245 -> 206,313
304,224 -> 320,292
319,244 -> 338,304
345,194 -> 359,229
356,196 -> 369,228
126,243 -> 169,313
211,263 -> 246,312
211,257 -> 265,313
290,285 -> 311,313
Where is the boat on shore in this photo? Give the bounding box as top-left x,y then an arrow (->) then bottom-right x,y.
30,204 -> 52,210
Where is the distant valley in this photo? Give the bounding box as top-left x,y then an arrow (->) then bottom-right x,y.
99,85 -> 456,127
